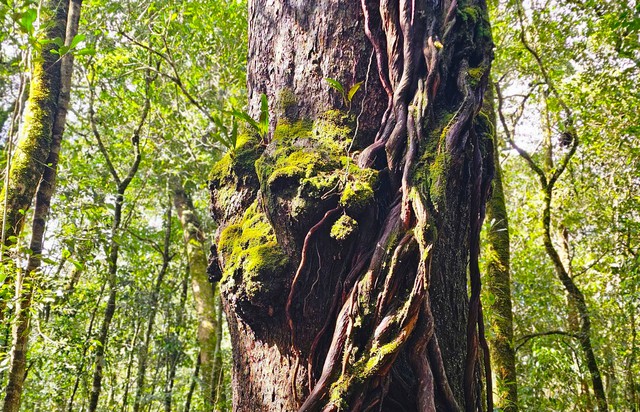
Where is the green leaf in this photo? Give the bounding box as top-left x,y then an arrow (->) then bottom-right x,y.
70,259 -> 84,271
347,81 -> 363,102
232,109 -> 260,133
258,93 -> 269,137
325,78 -> 345,95
230,118 -> 238,149
18,8 -> 37,35
69,33 -> 86,49
75,47 -> 96,56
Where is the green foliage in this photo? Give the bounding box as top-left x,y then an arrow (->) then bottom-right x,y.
0,0 -> 247,410
488,0 -> 640,409
325,77 -> 363,110
231,93 -> 269,142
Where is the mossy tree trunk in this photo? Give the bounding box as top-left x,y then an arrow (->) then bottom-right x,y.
0,0 -> 66,247
482,92 -> 517,411
172,179 -> 223,411
2,1 -> 82,411
210,1 -> 494,410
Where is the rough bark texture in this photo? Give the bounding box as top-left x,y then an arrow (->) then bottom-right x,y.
0,0 -> 65,246
2,1 -> 81,410
210,1 -> 494,410
173,181 -> 223,410
482,94 -> 517,411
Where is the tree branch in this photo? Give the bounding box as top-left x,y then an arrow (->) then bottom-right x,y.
494,81 -> 548,187
516,330 -> 580,352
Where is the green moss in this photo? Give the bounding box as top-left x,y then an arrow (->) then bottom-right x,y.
330,214 -> 358,241
411,110 -> 456,207
275,88 -> 297,119
272,119 -> 313,142
243,242 -> 288,296
467,65 -> 487,86
267,150 -> 326,184
314,110 -> 354,141
256,114 -> 378,217
428,150 -> 451,202
340,179 -> 375,212
218,223 -> 242,257
217,202 -> 288,297
458,5 -> 481,23
0,50 -> 59,241
208,133 -> 262,183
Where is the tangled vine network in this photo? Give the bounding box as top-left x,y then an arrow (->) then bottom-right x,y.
283,0 -> 496,411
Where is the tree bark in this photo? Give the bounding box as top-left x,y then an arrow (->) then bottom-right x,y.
184,354 -> 201,412
210,1 -> 494,410
172,179 -> 222,410
120,319 -> 141,412
66,281 -> 105,412
163,267 -> 189,412
0,0 -> 66,246
482,92 -> 517,411
2,1 -> 82,410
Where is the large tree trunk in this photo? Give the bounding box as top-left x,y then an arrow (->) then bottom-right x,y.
210,1 -> 494,410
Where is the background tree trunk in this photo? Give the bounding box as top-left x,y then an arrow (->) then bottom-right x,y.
87,74 -> 148,412
0,0 -> 66,246
172,179 -> 222,410
483,92 -> 518,411
132,202 -> 172,412
2,1 -> 81,410
210,1 -> 494,410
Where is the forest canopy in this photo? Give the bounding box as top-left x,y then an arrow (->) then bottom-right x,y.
0,0 -> 638,411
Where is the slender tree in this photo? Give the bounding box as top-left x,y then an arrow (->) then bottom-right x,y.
132,200 -> 172,412
2,1 -> 82,410
495,76 -> 607,411
87,70 -> 151,412
482,89 -> 517,411
172,178 -> 223,410
210,0 -> 494,410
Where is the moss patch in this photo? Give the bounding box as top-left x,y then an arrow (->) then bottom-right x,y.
276,88 -> 298,119
467,65 -> 488,87
255,113 -> 378,220
330,214 -> 358,241
208,133 -> 262,184
412,110 -> 455,209
217,202 -> 288,300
